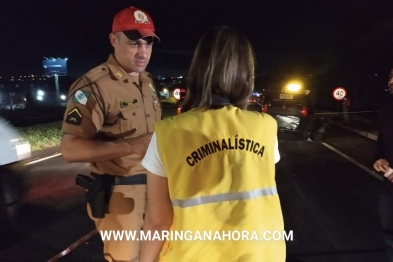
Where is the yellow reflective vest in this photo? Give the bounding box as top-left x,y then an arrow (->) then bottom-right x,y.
155,105 -> 286,262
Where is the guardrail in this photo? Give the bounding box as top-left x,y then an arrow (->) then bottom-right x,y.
313,109 -> 380,141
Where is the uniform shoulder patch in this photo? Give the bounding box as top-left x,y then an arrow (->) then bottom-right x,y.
65,107 -> 83,125
72,90 -> 90,105
149,83 -> 157,96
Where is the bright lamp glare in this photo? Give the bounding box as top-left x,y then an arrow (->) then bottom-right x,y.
37,90 -> 44,96
287,83 -> 301,92
36,95 -> 43,101
60,95 -> 66,100
163,88 -> 168,93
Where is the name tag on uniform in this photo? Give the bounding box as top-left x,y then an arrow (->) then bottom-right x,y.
120,98 -> 139,108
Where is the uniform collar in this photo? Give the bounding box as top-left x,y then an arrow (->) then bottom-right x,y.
105,54 -> 151,82
106,54 -> 127,81
211,94 -> 231,105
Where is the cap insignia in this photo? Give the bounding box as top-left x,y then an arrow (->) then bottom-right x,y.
134,11 -> 150,24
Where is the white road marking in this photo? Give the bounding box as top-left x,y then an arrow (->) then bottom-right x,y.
23,153 -> 62,166
322,142 -> 382,181
47,229 -> 97,262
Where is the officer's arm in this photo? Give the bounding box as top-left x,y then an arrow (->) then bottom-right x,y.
61,75 -> 150,162
61,133 -> 134,163
140,172 -> 173,262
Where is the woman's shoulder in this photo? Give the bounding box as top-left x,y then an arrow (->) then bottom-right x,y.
155,110 -> 194,127
241,109 -> 277,127
241,108 -> 275,120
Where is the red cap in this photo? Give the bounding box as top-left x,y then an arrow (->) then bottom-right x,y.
112,6 -> 160,42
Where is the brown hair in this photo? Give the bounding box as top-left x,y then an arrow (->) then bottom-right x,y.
181,26 -> 255,112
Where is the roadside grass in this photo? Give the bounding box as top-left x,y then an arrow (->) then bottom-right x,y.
16,107 -> 178,151
17,121 -> 63,151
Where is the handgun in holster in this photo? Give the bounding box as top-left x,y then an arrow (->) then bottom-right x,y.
75,174 -> 114,219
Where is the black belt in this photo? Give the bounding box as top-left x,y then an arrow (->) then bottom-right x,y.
92,173 -> 146,185
115,174 -> 146,185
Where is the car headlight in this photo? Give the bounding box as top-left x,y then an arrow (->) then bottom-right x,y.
286,83 -> 301,92
15,142 -> 31,160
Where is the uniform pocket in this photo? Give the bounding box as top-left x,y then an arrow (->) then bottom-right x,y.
119,104 -> 146,135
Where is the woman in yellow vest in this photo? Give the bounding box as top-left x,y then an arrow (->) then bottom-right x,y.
140,26 -> 286,262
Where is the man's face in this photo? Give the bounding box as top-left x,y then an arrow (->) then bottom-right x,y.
110,33 -> 153,74
388,68 -> 393,94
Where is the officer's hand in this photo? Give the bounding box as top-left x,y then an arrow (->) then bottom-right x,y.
124,133 -> 153,156
373,159 -> 390,173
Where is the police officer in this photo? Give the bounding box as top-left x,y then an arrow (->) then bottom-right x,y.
60,6 -> 161,262
140,26 -> 285,262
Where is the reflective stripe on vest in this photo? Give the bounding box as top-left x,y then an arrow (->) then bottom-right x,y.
171,187 -> 278,208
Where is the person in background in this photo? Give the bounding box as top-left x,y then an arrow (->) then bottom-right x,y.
374,67 -> 393,262
342,96 -> 350,122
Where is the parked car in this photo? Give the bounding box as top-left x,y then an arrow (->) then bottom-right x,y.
262,89 -> 315,140
0,117 -> 31,231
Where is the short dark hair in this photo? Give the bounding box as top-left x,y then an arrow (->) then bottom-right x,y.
114,32 -> 154,44
181,26 -> 255,112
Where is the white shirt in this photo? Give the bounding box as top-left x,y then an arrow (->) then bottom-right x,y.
141,132 -> 281,177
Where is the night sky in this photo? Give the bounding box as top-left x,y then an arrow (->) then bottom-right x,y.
1,0 -> 393,79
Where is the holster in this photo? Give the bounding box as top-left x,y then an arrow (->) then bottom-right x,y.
75,173 -> 115,218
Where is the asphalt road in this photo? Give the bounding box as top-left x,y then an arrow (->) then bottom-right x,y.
0,123 -> 388,262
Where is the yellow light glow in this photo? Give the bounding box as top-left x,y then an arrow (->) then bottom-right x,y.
286,82 -> 302,92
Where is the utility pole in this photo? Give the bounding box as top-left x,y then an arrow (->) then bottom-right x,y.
55,74 -> 60,105
42,57 -> 67,106
9,92 -> 15,110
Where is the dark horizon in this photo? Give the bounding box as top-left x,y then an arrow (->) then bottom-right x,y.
1,0 -> 393,80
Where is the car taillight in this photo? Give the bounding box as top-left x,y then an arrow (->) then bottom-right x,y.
263,104 -> 269,112
301,106 -> 307,116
